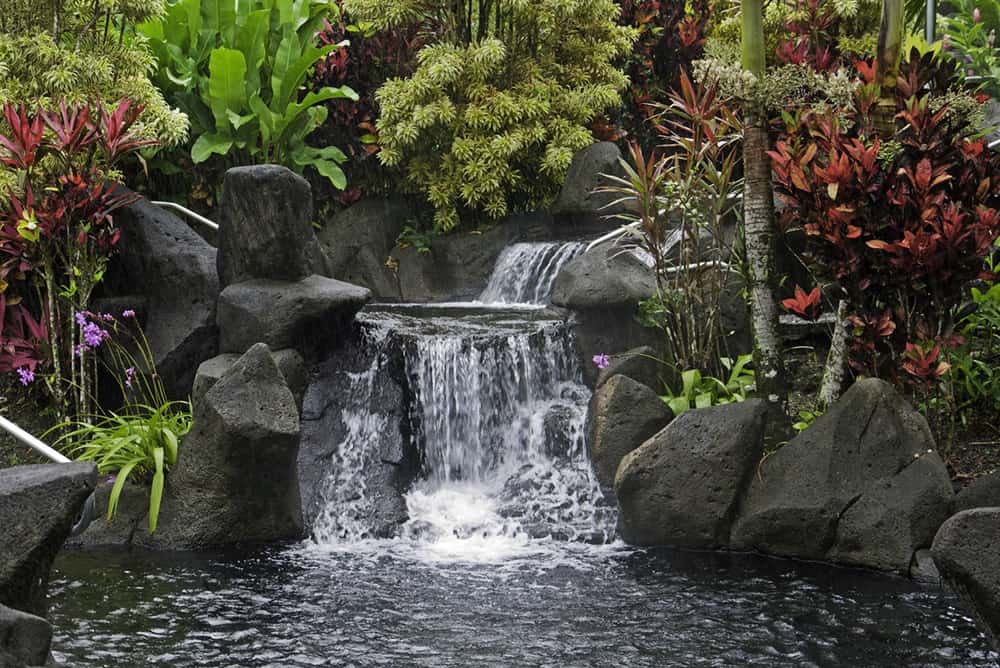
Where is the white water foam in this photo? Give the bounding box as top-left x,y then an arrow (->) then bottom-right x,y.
308,309 -> 617,565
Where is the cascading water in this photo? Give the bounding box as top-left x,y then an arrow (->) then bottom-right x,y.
309,305 -> 615,560
478,241 -> 585,304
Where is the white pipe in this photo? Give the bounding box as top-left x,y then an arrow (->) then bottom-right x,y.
0,416 -> 70,463
151,201 -> 220,231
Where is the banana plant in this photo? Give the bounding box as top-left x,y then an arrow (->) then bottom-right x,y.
140,0 -> 358,188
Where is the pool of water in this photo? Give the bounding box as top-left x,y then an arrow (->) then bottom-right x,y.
49,543 -> 995,667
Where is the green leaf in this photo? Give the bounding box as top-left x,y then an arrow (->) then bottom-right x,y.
307,159 -> 347,190
667,397 -> 690,416
107,461 -> 138,522
694,392 -> 713,409
148,447 -> 165,533
681,369 -> 701,398
208,48 -> 248,130
235,9 -> 270,96
201,0 -> 237,42
191,133 -> 234,163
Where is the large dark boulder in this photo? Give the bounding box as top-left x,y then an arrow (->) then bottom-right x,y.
551,142 -> 626,222
0,604 -> 52,668
552,243 -> 656,310
317,197 -> 409,301
106,196 -> 220,400
139,343 -> 303,549
730,379 -> 954,573
0,463 -> 97,616
932,508 -> 1000,652
953,472 -> 1000,514
217,165 -> 331,288
216,275 -> 370,355
587,375 -> 672,488
614,400 -> 767,548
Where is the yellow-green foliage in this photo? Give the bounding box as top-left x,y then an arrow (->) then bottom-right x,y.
0,0 -> 188,186
345,0 -> 635,231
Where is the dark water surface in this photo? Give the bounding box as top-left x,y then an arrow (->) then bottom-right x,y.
48,544 -> 996,667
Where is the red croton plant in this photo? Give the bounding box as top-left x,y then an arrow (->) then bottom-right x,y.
0,99 -> 152,415
769,49 -> 1000,382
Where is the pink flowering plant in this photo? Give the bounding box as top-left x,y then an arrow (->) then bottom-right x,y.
0,99 -> 155,420
47,307 -> 191,534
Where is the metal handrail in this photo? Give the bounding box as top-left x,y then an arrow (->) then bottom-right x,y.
0,416 -> 97,536
151,200 -> 220,231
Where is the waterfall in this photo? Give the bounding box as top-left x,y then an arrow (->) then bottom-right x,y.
478,242 -> 586,304
310,307 -> 615,555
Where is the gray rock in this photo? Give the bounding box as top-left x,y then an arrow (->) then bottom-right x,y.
193,350 -> 307,412
106,196 -> 220,400
827,453 -> 954,572
64,480 -> 150,549
217,165 -> 331,288
551,142 -> 626,221
0,463 -> 97,616
317,197 -> 410,301
594,346 -> 663,392
217,275 -> 370,355
731,379 -> 954,572
0,604 -> 51,668
570,307 -> 664,387
552,244 -> 657,310
587,375 -> 672,488
614,400 -> 767,548
139,344 -> 303,549
932,508 -> 1000,652
954,472 -> 1000,514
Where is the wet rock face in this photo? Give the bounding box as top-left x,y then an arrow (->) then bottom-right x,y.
551,142 -> 627,223
299,325 -> 419,539
932,508 -> 1000,652
0,463 -> 97,616
0,604 -> 52,668
139,343 -> 303,550
614,400 -> 767,549
730,378 -> 954,573
217,165 -> 331,288
104,195 -> 220,400
587,375 -> 673,488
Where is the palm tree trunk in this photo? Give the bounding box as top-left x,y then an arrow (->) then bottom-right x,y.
741,0 -> 788,418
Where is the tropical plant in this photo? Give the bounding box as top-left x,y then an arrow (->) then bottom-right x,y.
769,50 -> 1000,381
941,0 -> 1000,98
138,0 -> 359,190
661,354 -> 755,415
0,0 -> 187,195
0,100 -> 154,420
343,0 -> 635,231
310,1 -> 423,206
949,279 -> 1000,414
613,0 -> 712,146
602,72 -> 743,379
49,309 -> 191,534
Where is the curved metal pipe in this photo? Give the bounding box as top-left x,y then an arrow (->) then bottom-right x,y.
151,201 -> 220,231
0,416 -> 97,535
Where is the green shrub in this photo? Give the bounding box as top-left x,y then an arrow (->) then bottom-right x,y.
343,0 -> 635,231
0,0 -> 187,191
661,354 -> 755,416
138,0 -> 358,190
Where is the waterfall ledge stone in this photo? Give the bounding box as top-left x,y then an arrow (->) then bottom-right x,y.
614,400 -> 767,548
217,275 -> 370,355
0,604 -> 52,668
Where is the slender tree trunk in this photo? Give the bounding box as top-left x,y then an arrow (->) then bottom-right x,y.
876,0 -> 904,89
741,0 -> 788,420
818,300 -> 849,409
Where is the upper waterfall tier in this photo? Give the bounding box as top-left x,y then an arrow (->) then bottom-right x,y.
478,242 -> 586,305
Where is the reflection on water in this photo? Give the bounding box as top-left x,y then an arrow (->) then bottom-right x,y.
49,545 -> 996,667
